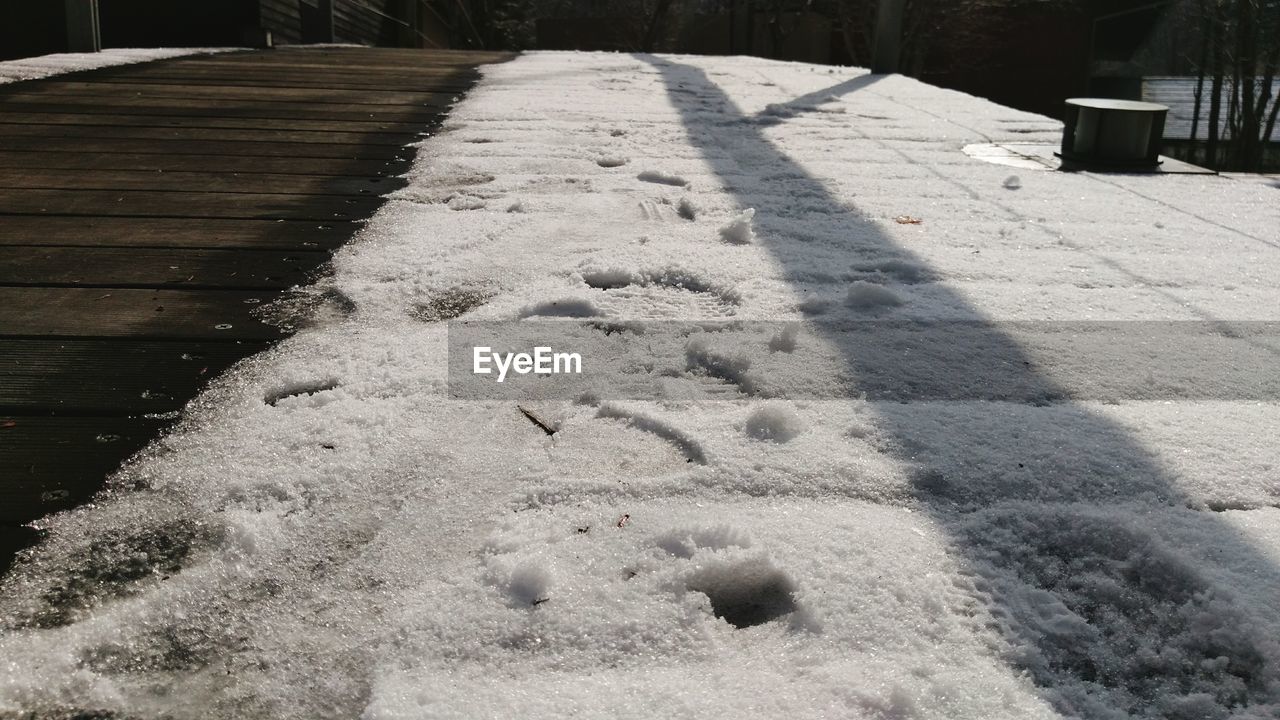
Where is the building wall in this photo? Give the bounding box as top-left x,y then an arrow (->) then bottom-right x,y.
260,0 -> 304,44
0,0 -> 448,60
1144,77 -> 1280,142
917,6 -> 1093,121
97,0 -> 261,48
0,4 -> 70,61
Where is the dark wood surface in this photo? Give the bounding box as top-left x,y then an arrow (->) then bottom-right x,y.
0,46 -> 513,575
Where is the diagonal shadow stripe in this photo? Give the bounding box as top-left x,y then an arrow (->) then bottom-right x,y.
638,54 -> 1280,716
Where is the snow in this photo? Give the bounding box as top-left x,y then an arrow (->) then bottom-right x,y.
3,50 -> 1280,719
744,402 -> 807,442
719,207 -> 757,244
637,169 -> 691,186
845,280 -> 905,309
0,48 -> 239,85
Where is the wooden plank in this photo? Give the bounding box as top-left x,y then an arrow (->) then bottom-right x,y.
0,168 -> 403,196
85,72 -> 479,94
0,247 -> 329,289
94,64 -> 480,82
157,57 -> 500,73
0,96 -> 447,124
0,415 -> 173,524
0,287 -> 286,340
150,62 -> 490,79
0,339 -> 260,415
238,49 -> 515,65
0,121 -> 419,146
0,111 -> 425,135
0,150 -> 409,175
0,217 -> 352,250
9,80 -> 456,107
0,188 -> 384,220
0,135 -> 409,160
190,48 -> 512,65
108,63 -> 482,82
0,46 -> 507,557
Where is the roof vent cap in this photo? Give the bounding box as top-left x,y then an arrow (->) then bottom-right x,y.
1059,98 -> 1169,170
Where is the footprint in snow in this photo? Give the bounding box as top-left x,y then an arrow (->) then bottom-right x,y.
652,526 -> 800,628
848,258 -> 933,285
410,286 -> 493,322
960,509 -> 1272,716
518,298 -> 603,319
580,267 -> 739,319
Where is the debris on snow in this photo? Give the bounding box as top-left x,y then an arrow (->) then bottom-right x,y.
517,405 -> 558,436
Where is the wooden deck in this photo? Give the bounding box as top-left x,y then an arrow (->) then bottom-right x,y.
0,47 -> 512,572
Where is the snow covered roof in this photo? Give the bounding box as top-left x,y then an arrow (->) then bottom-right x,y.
2,52 -> 1279,719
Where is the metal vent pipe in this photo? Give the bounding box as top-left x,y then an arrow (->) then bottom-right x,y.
1060,98 -> 1169,170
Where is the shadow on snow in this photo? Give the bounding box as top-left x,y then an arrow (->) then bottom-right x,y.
637,54 -> 1280,718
